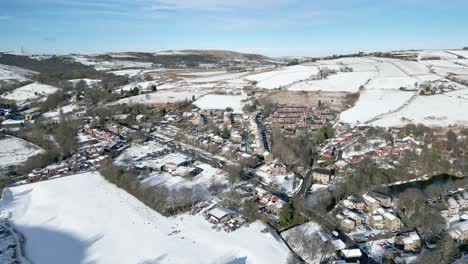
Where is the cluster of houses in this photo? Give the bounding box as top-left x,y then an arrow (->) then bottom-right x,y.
83,125 -> 120,142
319,126 -> 421,170
0,106 -> 41,130
433,187 -> 468,242
28,128 -> 127,183
265,106 -> 336,132
255,186 -> 287,216
134,152 -> 206,178
249,112 -> 270,156
335,192 -> 401,234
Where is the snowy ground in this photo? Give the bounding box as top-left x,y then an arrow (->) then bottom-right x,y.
119,81 -> 158,92
108,69 -> 144,77
370,88 -> 468,127
340,89 -> 415,124
42,104 -> 79,120
0,64 -> 35,82
68,79 -> 101,87
254,165 -> 295,195
114,89 -> 207,105
288,71 -> 374,93
114,141 -> 168,166
0,136 -> 43,174
140,162 -> 229,195
341,139 -> 387,159
1,82 -> 58,104
246,65 -> 319,89
0,172 -> 290,264
193,94 -> 246,113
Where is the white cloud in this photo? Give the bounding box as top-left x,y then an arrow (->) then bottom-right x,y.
150,0 -> 295,11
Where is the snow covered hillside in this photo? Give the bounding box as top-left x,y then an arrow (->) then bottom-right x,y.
1,82 -> 58,105
0,172 -> 290,264
0,64 -> 35,82
0,136 -> 43,176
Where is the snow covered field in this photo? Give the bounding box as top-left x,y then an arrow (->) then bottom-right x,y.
1,82 -> 58,104
119,80 -> 157,92
246,65 -> 319,89
68,79 -> 101,87
187,72 -> 248,83
194,94 -> 246,113
42,104 -> 80,120
0,64 -> 35,82
108,69 -> 144,77
114,89 -> 207,105
0,136 -> 43,174
340,89 -> 415,124
0,172 -> 290,264
371,88 -> 468,127
288,71 -> 374,92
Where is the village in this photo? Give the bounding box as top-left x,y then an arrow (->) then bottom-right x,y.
1,94 -> 468,264
0,47 -> 468,264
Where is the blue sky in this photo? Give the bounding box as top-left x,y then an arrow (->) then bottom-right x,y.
1,0 -> 468,57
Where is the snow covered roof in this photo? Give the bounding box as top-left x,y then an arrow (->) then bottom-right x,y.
208,208 -> 236,220
340,248 -> 362,259
383,212 -> 397,221
1,119 -> 24,125
401,232 -> 420,244
363,194 -> 378,204
330,239 -> 346,251
159,153 -> 191,166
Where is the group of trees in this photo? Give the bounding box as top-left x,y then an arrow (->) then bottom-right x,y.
397,188 -> 446,241
415,235 -> 463,264
271,130 -> 315,172
99,160 -> 207,215
285,227 -> 333,264
14,117 -> 81,175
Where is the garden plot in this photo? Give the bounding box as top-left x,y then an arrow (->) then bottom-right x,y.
0,172 -> 290,264
246,65 -> 319,89
0,136 -> 43,172
193,94 -> 246,113
339,89 -> 415,124
370,88 -> 468,127
0,82 -> 58,105
288,71 -> 375,93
